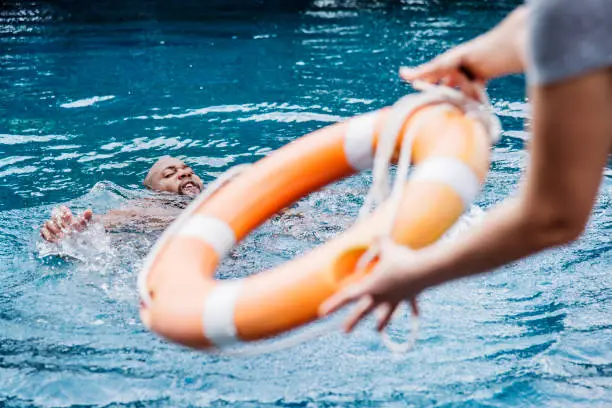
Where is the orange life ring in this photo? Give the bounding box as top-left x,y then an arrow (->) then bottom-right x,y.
139,102 -> 491,350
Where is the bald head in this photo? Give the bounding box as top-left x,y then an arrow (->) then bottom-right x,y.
143,156 -> 203,197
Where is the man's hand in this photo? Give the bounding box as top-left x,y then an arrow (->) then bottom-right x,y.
40,206 -> 93,242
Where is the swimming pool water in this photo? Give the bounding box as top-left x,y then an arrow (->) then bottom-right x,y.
1,1 -> 611,406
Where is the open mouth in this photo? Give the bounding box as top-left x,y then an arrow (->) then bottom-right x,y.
179,181 -> 201,197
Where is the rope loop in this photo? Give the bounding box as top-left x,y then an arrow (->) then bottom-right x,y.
139,83 -> 500,356
358,82 -> 500,353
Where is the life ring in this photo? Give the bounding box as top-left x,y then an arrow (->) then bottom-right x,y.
138,98 -> 492,350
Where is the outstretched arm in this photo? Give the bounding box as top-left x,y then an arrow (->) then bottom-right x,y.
321,67 -> 612,332
40,205 -> 181,242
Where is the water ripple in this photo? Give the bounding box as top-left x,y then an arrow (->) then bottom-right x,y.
60,95 -> 115,108
0,134 -> 70,145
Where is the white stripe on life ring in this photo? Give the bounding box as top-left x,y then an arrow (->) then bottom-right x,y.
202,280 -> 243,348
344,112 -> 376,171
410,157 -> 481,209
177,215 -> 236,259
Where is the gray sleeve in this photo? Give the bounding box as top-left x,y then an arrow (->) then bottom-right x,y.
527,0 -> 612,85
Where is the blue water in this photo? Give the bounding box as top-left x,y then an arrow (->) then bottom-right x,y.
1,1 -> 611,406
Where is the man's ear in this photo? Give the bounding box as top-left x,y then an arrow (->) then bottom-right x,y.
143,175 -> 153,189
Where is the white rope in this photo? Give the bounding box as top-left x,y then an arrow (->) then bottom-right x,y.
139,83 -> 499,357
217,83 -> 499,356
354,81 -> 500,354
380,302 -> 421,353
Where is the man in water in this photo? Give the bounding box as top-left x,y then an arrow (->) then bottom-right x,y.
40,156 -> 204,242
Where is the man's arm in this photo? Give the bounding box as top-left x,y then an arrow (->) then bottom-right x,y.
40,205 -> 181,242
98,207 -> 180,233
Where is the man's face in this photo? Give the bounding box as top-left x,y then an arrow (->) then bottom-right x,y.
146,157 -> 203,197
